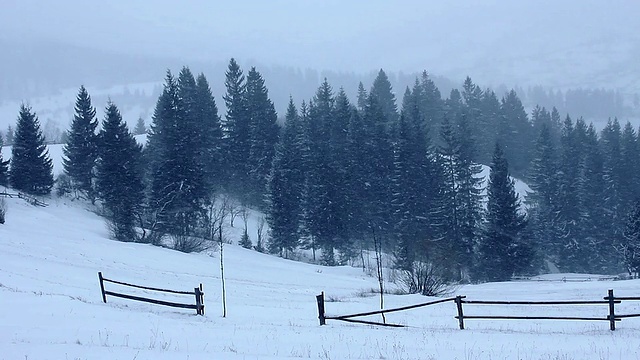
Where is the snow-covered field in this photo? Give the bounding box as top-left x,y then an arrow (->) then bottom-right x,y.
0,190 -> 640,360
1,143 -> 640,360
2,190 -> 640,360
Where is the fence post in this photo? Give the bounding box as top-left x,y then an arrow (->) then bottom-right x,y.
98,272 -> 107,303
455,296 -> 465,330
607,289 -> 616,331
199,284 -> 205,316
195,287 -> 203,316
316,292 -> 326,325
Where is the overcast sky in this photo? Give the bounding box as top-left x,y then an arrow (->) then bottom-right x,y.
1,0 -> 639,87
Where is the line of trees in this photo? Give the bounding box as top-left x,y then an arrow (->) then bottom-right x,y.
4,59 -> 640,284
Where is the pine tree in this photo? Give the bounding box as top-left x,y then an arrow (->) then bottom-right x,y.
239,228 -> 252,249
477,143 -> 529,282
554,116 -> 589,271
62,85 -> 99,200
303,80 -> 337,264
577,123 -> 611,272
147,69 -> 206,241
96,101 -> 144,242
10,104 -> 54,195
439,113 -> 484,280
370,69 -> 398,125
462,77 -> 490,164
267,98 -> 305,257
619,122 -> 638,212
527,124 -> 560,265
344,108 -> 369,257
222,58 -> 250,196
620,200 -> 640,277
360,93 -> 394,260
357,81 -> 368,111
246,67 -> 279,206
133,117 -> 146,135
195,73 -> 223,192
498,90 -> 532,176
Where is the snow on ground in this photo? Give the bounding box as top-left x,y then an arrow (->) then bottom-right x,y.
1,139 -> 639,360
1,193 -> 640,360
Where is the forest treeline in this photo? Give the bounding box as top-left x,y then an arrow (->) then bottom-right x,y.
2,59 -> 640,290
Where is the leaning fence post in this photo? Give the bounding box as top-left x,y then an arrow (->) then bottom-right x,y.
607,289 -> 616,331
455,296 -> 465,330
316,292 -> 326,325
98,272 -> 107,303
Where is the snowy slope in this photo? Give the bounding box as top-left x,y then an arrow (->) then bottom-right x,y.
2,195 -> 640,360
1,146 -> 640,359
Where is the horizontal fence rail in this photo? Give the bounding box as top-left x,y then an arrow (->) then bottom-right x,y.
98,272 -> 204,315
317,291 -> 458,327
0,191 -> 48,207
317,289 -> 640,331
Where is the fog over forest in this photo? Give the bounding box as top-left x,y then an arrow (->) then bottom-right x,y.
1,1 -> 639,132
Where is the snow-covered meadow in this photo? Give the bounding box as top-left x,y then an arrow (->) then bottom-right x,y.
1,141 -> 640,360
1,194 -> 640,360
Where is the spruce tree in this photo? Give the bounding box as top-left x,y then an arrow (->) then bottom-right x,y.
356,81 -> 368,111
10,104 -> 54,195
360,94 -> 394,260
554,115 -> 582,271
370,69 -> 398,125
619,122 -> 638,212
222,58 -> 250,196
62,85 -> 99,201
329,89 -> 353,261
477,143 -> 529,282
577,123 -> 611,272
498,90 -> 532,176
527,123 -> 560,265
246,67 -> 279,206
195,73 -> 223,192
267,98 -> 305,257
439,113 -> 483,280
96,101 -> 144,242
303,80 -> 337,264
620,199 -> 640,277
148,70 -> 201,240
133,117 -> 146,135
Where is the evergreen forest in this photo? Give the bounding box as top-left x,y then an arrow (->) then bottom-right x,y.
4,59 -> 640,288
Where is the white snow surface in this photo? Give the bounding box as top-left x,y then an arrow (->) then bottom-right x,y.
2,192 -> 640,360
1,143 -> 640,360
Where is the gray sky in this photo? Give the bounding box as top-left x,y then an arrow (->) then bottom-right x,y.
1,0 -> 639,87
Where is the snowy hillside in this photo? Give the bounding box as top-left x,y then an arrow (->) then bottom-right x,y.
2,145 -> 640,359
3,191 -> 640,360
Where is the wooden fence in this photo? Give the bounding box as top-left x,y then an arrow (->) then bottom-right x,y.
317,289 -> 640,331
0,191 -> 48,207
98,272 -> 204,315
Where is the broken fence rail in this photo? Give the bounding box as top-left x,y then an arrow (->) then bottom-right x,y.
317,289 -> 640,331
98,272 -> 204,315
316,291 -> 457,327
